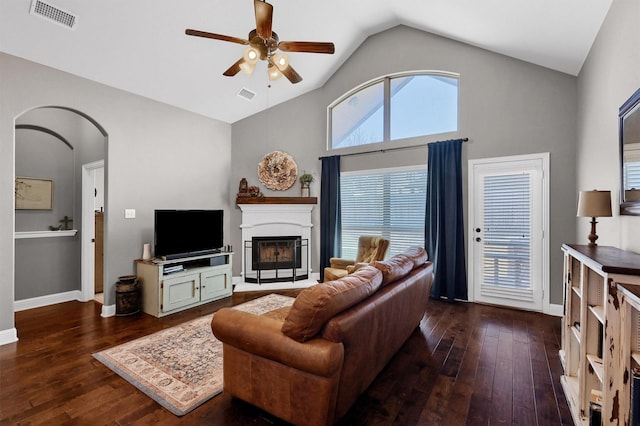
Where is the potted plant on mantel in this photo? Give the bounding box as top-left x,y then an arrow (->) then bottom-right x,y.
299,172 -> 314,197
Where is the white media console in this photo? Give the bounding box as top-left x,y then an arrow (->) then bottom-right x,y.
135,251 -> 232,317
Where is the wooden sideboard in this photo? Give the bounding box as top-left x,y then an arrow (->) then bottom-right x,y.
560,244 -> 640,425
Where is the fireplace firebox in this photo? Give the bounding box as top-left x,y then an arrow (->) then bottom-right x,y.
244,236 -> 308,283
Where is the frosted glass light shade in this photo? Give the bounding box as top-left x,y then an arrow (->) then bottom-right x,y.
243,47 -> 259,65
239,61 -> 255,76
272,53 -> 289,71
268,63 -> 282,80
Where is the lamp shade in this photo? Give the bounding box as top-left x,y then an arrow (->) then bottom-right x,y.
268,63 -> 282,81
577,190 -> 612,217
239,61 -> 255,76
272,53 -> 289,71
243,46 -> 259,65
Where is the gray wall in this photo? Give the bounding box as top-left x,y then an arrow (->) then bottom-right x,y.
0,53 -> 231,336
231,25 -> 578,305
15,129 -> 75,232
576,0 -> 640,252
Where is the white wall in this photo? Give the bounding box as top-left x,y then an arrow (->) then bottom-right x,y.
577,0 -> 640,251
0,53 -> 232,338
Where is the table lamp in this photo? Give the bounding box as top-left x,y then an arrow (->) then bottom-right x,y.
577,190 -> 612,247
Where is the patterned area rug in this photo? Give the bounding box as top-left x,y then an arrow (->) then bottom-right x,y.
93,293 -> 295,416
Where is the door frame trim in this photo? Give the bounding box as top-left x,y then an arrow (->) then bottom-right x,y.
80,160 -> 104,302
467,152 -> 550,314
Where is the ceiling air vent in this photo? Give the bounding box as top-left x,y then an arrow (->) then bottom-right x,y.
30,0 -> 78,30
237,88 -> 256,102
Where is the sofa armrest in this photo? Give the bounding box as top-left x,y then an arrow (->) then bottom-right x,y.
329,257 -> 356,269
212,307 -> 344,377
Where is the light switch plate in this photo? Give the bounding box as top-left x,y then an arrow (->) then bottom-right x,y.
124,209 -> 136,219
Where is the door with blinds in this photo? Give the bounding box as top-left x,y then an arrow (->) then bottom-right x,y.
468,153 -> 548,312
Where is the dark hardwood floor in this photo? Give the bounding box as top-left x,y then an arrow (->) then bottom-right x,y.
0,290 -> 572,425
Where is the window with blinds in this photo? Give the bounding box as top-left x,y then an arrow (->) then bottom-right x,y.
624,162 -> 640,190
482,173 -> 532,290
340,167 -> 427,259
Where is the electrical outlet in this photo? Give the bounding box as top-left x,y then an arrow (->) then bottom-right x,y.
124,209 -> 136,219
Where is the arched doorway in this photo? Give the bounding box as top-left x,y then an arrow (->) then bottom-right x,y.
14,106 -> 108,315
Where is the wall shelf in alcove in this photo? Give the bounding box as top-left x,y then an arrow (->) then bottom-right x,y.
15,230 -> 78,239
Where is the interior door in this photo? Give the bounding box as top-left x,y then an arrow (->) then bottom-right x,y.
468,154 -> 548,312
94,211 -> 104,293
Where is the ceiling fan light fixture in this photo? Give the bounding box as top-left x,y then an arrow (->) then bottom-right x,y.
243,46 -> 259,65
239,60 -> 255,76
268,63 -> 282,80
185,0 -> 334,84
272,53 -> 289,71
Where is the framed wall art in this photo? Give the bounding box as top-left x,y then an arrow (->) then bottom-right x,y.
15,177 -> 53,210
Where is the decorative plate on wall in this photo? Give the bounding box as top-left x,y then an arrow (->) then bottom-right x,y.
257,151 -> 298,190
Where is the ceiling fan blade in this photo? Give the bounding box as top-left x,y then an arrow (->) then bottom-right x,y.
185,29 -> 248,45
223,58 -> 245,77
278,41 -> 335,54
280,63 -> 303,84
254,0 -> 273,39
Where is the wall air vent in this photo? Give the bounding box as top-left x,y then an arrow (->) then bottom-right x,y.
30,0 -> 78,30
237,88 -> 256,102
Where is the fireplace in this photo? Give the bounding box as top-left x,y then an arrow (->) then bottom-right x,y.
244,236 -> 308,283
237,198 -> 317,284
252,236 -> 302,270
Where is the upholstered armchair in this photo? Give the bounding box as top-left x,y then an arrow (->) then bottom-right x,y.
323,235 -> 390,282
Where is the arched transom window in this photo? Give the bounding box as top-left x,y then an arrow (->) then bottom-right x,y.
328,71 -> 459,150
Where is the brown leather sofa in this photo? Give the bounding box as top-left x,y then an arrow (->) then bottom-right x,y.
211,247 -> 434,425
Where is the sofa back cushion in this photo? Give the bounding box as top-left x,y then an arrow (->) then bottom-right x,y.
281,266 -> 383,342
372,254 -> 414,286
403,246 -> 429,268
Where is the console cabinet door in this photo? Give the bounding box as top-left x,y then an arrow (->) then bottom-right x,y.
162,272 -> 200,312
200,268 -> 231,302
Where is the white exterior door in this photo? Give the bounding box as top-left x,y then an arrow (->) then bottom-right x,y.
468,153 -> 549,312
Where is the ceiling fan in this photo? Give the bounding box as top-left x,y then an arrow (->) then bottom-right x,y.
185,0 -> 335,84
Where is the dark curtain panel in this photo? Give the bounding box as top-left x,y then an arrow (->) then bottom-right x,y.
426,139 -> 467,301
320,155 -> 341,281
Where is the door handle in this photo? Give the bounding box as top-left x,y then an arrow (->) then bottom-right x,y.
475,237 -> 482,242
475,228 -> 481,233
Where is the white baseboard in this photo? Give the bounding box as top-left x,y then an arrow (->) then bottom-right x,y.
101,304 -> 116,317
0,328 -> 18,346
14,290 -> 83,312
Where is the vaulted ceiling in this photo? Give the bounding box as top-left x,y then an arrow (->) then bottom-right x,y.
0,0 -> 612,123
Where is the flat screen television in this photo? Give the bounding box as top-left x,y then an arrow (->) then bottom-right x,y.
154,209 -> 223,260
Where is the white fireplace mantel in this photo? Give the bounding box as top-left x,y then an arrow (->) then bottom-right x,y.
238,199 -> 316,281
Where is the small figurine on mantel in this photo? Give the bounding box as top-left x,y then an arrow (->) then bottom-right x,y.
247,185 -> 261,197
237,177 -> 251,198
237,177 -> 263,198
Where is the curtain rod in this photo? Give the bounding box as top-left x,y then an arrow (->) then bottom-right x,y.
318,138 -> 468,160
